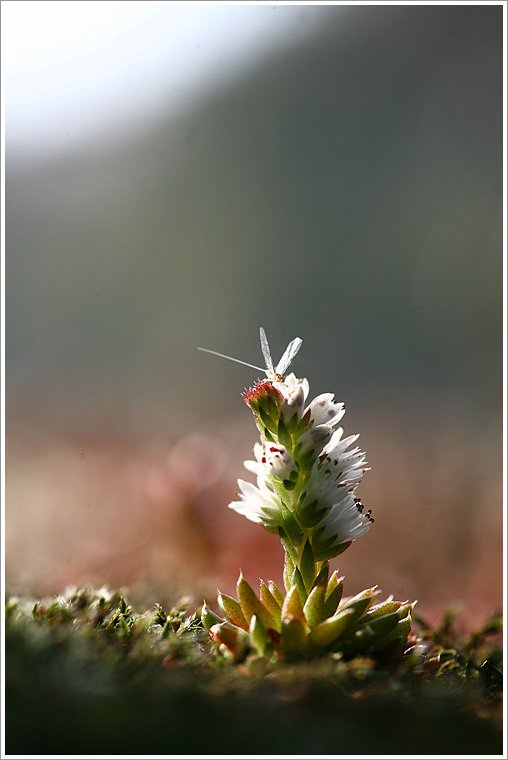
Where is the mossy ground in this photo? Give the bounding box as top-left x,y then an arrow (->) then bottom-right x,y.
5,586 -> 503,756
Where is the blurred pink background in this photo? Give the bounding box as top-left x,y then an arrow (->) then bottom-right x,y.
6,405 -> 502,630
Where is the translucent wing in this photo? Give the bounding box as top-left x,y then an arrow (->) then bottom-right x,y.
275,336 -> 303,376
259,327 -> 274,375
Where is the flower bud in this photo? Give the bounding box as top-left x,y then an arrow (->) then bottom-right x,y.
280,384 -> 306,427
242,381 -> 283,437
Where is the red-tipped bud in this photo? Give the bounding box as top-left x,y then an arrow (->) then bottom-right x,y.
242,380 -> 283,413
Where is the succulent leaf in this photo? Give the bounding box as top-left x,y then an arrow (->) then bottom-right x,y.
308,608 -> 356,648
237,574 -> 281,634
268,580 -> 285,608
323,575 -> 345,618
281,584 -> 307,627
218,593 -> 250,632
201,602 -> 224,631
290,567 -> 308,606
259,580 -> 282,622
303,583 -> 326,629
299,539 -> 316,592
280,617 -> 307,653
249,614 -> 271,657
209,622 -> 249,655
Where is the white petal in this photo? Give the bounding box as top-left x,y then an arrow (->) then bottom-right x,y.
306,393 -> 345,426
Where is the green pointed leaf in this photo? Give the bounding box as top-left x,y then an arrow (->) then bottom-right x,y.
366,611 -> 400,638
291,566 -> 308,606
237,574 -> 281,633
281,502 -> 303,546
362,599 -> 402,621
299,500 -> 328,528
263,428 -> 276,442
260,580 -> 282,622
258,406 -> 278,435
201,602 -> 224,631
323,575 -> 344,618
278,528 -> 298,565
293,443 -> 320,470
295,408 -> 312,433
281,584 -> 306,626
277,417 -> 292,450
260,505 -> 282,521
280,617 -> 307,653
312,562 -> 329,591
311,525 -> 354,561
209,622 -> 249,655
325,569 -> 339,596
218,593 -> 249,632
299,539 -> 316,592
398,602 -> 416,619
303,583 -> 326,629
283,549 -> 295,593
373,612 -> 412,651
331,540 -> 353,557
308,608 -> 356,648
269,580 -> 285,608
339,587 -> 379,620
249,614 -> 271,657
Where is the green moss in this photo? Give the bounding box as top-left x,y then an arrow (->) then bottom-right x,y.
5,587 -> 502,755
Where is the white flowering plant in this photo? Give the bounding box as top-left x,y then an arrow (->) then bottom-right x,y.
200,329 -> 415,661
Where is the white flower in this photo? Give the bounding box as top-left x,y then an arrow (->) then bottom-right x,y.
261,443 -> 297,481
317,493 -> 373,549
229,478 -> 280,526
306,393 -> 345,427
295,424 -> 334,460
280,384 -> 306,425
231,441 -> 298,527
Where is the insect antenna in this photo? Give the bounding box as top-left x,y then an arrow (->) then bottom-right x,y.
197,346 -> 265,373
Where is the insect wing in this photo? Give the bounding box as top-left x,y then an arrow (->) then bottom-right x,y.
275,337 -> 302,376
259,327 -> 275,375
199,328 -> 302,380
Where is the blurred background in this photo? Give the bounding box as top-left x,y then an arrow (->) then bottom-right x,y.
5,2 -> 504,627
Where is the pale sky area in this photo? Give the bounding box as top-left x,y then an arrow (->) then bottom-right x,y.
3,1 -> 328,156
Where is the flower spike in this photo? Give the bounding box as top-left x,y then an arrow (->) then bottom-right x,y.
201,329 -> 415,661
